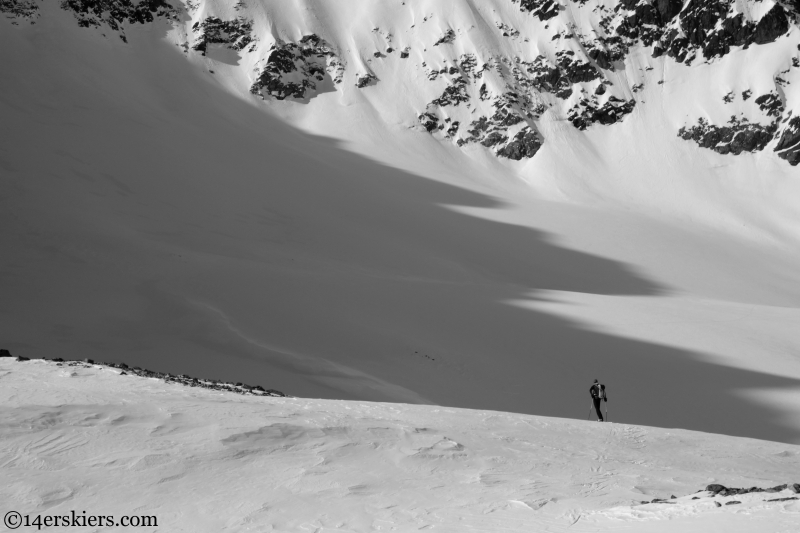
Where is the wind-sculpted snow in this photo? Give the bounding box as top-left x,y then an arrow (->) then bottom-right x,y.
3,358 -> 800,532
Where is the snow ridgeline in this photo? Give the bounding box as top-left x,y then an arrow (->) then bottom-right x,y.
2,357 -> 800,532
3,0 -> 799,164
0,348 -> 287,397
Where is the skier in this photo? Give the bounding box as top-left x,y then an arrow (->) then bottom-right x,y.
589,379 -> 607,421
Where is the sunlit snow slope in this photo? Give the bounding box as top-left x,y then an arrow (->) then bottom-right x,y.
2,0 -> 800,443
2,359 -> 800,532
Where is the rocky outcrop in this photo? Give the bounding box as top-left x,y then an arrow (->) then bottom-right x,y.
355,72 -> 378,88
192,16 -> 255,54
434,29 -> 456,46
512,0 -> 560,21
418,112 -> 440,133
430,75 -> 470,106
639,483 -> 800,506
0,354 -> 288,397
589,0 -> 796,67
1,0 -> 39,23
755,92 -> 785,117
60,0 -> 178,41
653,0 -> 792,63
678,86 -> 795,160
520,51 -> 601,100
568,96 -> 636,130
106,361 -> 287,396
495,127 -> 543,160
27,0 -> 798,166
678,116 -> 777,155
705,483 -> 800,496
496,22 -> 520,38
775,116 -> 800,165
250,34 -> 344,100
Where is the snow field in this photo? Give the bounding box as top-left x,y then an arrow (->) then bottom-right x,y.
2,358 -> 800,532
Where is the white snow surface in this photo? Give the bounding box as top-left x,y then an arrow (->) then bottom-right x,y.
2,358 -> 800,532
2,0 -> 800,447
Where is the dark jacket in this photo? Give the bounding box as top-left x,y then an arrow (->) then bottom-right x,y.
590,383 -> 607,401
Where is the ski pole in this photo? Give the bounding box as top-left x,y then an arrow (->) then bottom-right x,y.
588,402 -> 592,420
605,403 -> 609,422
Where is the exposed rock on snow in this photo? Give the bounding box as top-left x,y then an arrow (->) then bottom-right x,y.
60,0 -> 178,41
677,89 -> 792,155
756,92 -> 786,117
775,115 -> 800,164
678,116 -> 777,155
705,482 -> 800,496
654,1 -> 791,62
355,72 -> 378,88
191,16 -> 255,55
3,358 -> 800,532
429,75 -> 470,107
433,28 -> 456,46
512,0 -> 560,21
18,0 -> 798,165
250,34 -> 344,100
6,353 -> 288,396
496,21 -> 520,38
1,0 -> 39,23
568,95 -> 636,130
495,126 -> 544,160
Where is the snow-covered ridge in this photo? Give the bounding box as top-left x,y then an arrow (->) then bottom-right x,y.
4,0 -> 799,164
0,347 -> 288,396
2,357 -> 800,531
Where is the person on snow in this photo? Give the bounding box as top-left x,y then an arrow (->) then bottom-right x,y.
590,379 -> 607,421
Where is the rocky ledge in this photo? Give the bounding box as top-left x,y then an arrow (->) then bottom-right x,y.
677,89 -> 799,162
678,116 -> 778,155
0,349 -> 288,398
705,482 -> 800,497
637,482 -> 800,506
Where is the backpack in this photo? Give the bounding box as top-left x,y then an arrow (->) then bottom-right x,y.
592,384 -> 605,400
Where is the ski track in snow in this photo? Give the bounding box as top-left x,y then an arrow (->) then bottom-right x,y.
2,360 -> 800,532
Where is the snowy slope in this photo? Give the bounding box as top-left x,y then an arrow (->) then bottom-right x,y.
2,359 -> 800,532
2,0 -> 800,446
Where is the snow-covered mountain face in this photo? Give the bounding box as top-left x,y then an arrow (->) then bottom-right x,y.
6,0 -> 799,164
3,0 -> 800,444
